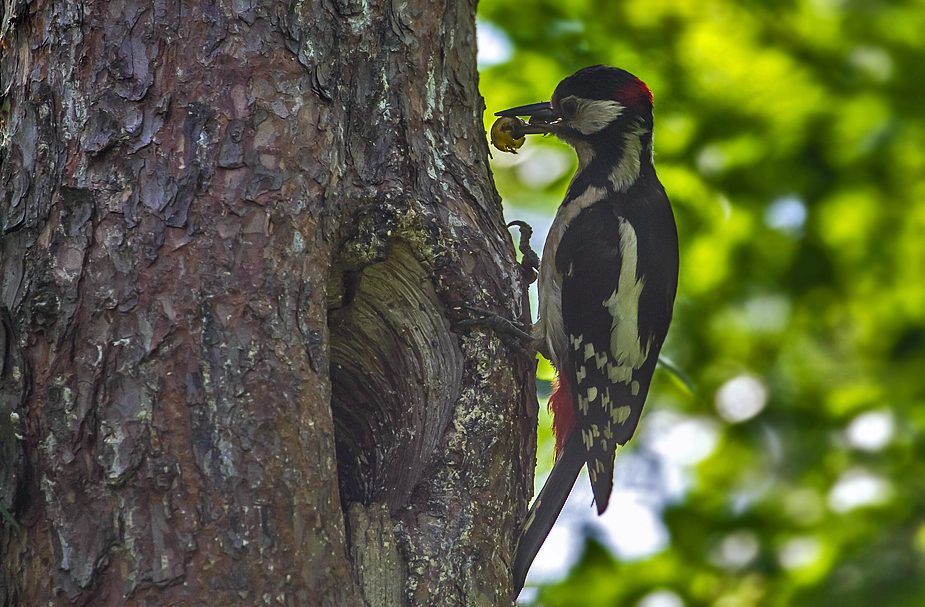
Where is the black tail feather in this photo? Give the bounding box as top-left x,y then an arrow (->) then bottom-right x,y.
511,431 -> 586,596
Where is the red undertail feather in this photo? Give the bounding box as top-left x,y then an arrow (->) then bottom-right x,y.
549,372 -> 576,457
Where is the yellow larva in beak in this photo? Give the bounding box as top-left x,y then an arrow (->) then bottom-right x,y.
490,116 -> 526,154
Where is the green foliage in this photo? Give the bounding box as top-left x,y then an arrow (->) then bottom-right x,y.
478,0 -> 925,604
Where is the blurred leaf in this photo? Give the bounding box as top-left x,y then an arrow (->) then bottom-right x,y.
658,353 -> 698,396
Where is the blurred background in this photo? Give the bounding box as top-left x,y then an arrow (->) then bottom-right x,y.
476,0 -> 925,605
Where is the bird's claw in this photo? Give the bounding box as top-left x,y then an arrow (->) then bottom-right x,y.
507,220 -> 540,285
453,305 -> 535,360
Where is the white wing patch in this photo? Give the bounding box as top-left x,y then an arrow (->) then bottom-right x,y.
602,219 -> 651,383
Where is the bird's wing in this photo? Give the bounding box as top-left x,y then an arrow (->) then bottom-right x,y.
556,200 -> 663,512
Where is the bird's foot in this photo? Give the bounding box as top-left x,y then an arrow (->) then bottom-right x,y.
453,305 -> 536,360
508,220 -> 539,285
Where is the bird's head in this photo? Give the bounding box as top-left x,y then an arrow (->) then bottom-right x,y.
497,65 -> 653,142
496,65 -> 655,189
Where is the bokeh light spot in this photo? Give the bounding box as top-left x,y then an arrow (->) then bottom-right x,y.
476,20 -> 513,68
778,536 -> 823,570
645,411 -> 720,466
709,530 -> 760,570
765,197 -> 807,233
845,409 -> 894,451
637,589 -> 685,607
828,468 -> 892,513
715,375 -> 768,423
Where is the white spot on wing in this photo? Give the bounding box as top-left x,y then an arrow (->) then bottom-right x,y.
613,406 -> 632,424
582,429 -> 594,450
606,362 -> 631,383
587,386 -> 598,402
584,343 -> 595,361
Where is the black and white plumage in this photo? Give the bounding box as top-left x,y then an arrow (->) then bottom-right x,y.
497,65 -> 679,593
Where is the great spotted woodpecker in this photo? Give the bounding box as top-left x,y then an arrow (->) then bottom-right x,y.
496,65 -> 679,592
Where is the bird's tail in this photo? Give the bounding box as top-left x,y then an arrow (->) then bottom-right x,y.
511,430 -> 585,596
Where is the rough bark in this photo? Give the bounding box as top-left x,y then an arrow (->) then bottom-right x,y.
0,0 -> 537,605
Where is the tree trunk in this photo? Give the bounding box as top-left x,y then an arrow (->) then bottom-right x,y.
0,1 -> 536,605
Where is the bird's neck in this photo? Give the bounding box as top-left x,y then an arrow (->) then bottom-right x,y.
566,120 -> 654,201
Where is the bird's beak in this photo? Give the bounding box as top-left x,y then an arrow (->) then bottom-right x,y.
495,101 -> 560,135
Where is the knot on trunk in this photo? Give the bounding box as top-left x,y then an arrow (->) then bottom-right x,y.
329,240 -> 462,512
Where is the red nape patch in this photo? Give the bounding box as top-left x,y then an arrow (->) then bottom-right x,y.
549,373 -> 576,457
617,78 -> 654,107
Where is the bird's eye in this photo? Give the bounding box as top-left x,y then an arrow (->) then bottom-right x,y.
560,97 -> 579,119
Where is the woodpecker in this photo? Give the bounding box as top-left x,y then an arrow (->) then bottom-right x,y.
496,65 -> 679,592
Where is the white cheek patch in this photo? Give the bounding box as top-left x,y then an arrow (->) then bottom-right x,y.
569,99 -> 625,135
